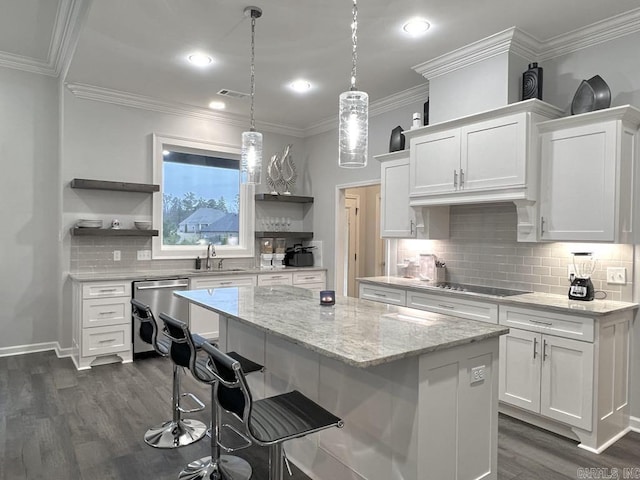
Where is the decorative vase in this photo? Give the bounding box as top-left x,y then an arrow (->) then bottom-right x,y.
522,62 -> 543,101
389,126 -> 405,152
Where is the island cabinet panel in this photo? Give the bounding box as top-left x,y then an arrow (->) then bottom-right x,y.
218,314 -> 500,480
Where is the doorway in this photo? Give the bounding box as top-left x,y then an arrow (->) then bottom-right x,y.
335,182 -> 385,297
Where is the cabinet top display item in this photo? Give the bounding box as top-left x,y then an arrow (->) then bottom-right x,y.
70,178 -> 160,193
255,193 -> 313,203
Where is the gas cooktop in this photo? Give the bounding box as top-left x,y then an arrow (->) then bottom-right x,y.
433,282 -> 531,297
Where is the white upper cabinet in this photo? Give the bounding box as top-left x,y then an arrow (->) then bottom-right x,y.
376,150 -> 449,239
404,100 -> 563,208
538,106 -> 640,243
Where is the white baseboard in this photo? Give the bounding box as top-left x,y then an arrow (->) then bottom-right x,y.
0,342 -> 72,359
630,416 -> 640,432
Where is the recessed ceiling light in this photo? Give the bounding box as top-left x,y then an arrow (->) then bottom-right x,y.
208,100 -> 226,110
402,18 -> 431,36
187,52 -> 213,67
290,79 -> 312,93
162,150 -> 171,156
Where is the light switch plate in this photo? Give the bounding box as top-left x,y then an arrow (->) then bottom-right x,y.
607,267 -> 626,285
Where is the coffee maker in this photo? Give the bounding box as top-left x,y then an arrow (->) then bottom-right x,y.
568,252 -> 596,301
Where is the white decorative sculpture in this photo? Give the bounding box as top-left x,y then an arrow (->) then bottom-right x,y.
266,153 -> 282,194
279,144 -> 297,195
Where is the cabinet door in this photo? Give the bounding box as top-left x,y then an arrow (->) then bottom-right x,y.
461,113 -> 526,191
539,122 -> 617,241
540,335 -> 594,430
381,156 -> 415,237
410,129 -> 460,196
499,329 -> 541,413
358,283 -> 406,306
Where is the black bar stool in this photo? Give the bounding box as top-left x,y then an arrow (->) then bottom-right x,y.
160,313 -> 263,480
199,339 -> 344,480
131,299 -> 207,448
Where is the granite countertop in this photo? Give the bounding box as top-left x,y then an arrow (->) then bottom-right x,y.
175,285 -> 508,368
357,276 -> 638,316
69,266 -> 326,282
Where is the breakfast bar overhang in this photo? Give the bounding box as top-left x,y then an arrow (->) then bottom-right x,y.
175,285 -> 509,480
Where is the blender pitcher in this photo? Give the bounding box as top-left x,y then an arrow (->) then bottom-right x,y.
568,252 -> 596,301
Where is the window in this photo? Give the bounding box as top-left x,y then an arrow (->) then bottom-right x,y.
152,134 -> 255,259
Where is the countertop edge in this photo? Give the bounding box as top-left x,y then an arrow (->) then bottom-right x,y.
357,277 -> 638,317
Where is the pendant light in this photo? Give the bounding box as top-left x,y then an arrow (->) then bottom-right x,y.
241,6 -> 263,184
338,0 -> 368,168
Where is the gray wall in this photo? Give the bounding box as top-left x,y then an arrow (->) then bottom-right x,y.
0,67 -> 60,350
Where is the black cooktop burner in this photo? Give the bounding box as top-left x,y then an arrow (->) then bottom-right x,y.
433,282 -> 530,297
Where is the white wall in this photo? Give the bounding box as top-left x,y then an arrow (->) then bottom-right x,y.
0,67 -> 60,351
60,90 -> 303,347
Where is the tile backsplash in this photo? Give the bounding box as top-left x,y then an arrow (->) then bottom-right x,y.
70,237 -> 254,273
397,203 -> 634,301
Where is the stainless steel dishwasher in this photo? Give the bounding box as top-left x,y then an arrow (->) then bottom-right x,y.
132,278 -> 189,357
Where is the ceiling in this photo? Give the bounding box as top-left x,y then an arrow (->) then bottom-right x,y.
3,0 -> 640,134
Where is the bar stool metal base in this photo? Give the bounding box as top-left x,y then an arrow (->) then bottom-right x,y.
144,418 -> 207,449
178,455 -> 252,480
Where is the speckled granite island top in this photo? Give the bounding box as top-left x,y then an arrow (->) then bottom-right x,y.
358,276 -> 638,316
175,285 -> 508,368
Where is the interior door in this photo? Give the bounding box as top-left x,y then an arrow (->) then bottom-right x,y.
345,195 -> 360,297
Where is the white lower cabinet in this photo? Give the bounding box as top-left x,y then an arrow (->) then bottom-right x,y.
189,275 -> 257,340
498,305 -> 632,452
257,272 -> 293,286
407,290 -> 497,323
292,270 -> 326,291
358,283 -> 406,306
72,280 -> 133,370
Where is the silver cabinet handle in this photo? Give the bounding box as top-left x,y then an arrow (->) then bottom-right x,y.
98,288 -> 118,293
540,216 -> 545,237
460,168 -> 465,188
219,281 -> 233,286
136,283 -> 189,290
543,339 -> 548,361
533,337 -> 538,359
453,170 -> 458,188
99,311 -> 118,315
410,220 -> 415,235
530,319 -> 552,326
304,276 -> 316,280
438,303 -> 455,309
98,338 -> 116,344
373,292 -> 387,297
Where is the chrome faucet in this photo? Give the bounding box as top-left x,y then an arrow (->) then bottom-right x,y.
206,243 -> 216,270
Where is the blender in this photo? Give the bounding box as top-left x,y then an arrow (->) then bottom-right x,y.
568,252 -> 596,301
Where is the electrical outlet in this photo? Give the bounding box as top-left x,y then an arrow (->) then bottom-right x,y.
470,365 -> 485,385
113,250 -> 121,261
567,264 -> 577,280
607,267 -> 626,285
136,250 -> 151,261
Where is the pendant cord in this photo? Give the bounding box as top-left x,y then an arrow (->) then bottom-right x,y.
249,14 -> 256,131
350,0 -> 358,91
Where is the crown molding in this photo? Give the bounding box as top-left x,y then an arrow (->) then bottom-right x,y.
0,0 -> 85,77
413,27 -> 542,80
539,7 -> 640,60
66,83 -> 306,138
304,83 -> 430,137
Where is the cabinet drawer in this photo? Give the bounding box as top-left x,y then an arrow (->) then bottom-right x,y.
82,298 -> 130,328
359,284 -> 406,306
81,324 -> 131,357
191,275 -> 257,289
293,271 -> 326,285
499,305 -> 594,342
258,273 -> 293,286
82,281 -> 131,299
407,291 -> 498,323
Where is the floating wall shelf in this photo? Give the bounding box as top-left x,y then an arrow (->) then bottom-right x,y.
255,193 -> 314,203
70,228 -> 159,237
70,178 -> 160,193
255,231 -> 313,240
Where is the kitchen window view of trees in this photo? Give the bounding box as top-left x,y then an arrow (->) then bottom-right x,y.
162,150 -> 240,246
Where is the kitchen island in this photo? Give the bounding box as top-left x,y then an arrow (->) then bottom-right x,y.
176,285 -> 509,480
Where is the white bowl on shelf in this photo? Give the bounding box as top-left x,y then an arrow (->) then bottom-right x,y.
134,221 -> 152,230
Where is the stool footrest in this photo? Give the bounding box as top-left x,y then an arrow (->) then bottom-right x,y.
178,392 -> 205,414
218,423 -> 252,452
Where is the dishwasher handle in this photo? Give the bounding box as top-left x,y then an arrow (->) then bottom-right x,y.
135,282 -> 189,291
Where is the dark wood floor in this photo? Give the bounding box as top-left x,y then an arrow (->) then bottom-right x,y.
1,352 -> 638,480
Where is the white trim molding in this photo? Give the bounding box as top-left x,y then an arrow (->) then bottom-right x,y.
413,7 -> 640,80
0,0 -> 89,77
630,415 -> 640,433
0,341 -> 71,359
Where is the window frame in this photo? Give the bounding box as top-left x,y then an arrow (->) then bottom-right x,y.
152,133 -> 255,259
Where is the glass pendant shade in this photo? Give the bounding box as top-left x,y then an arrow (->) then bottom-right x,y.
241,130 -> 263,184
338,90 -> 369,168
